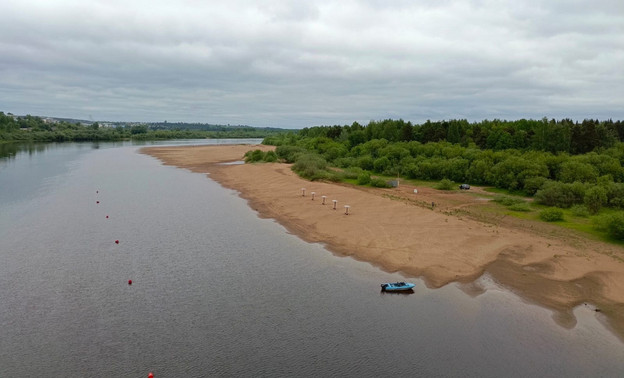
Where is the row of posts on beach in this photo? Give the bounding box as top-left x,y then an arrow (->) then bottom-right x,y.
301,188 -> 350,215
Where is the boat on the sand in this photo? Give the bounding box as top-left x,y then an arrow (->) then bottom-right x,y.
380,282 -> 415,292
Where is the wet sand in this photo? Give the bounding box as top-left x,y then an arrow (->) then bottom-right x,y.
142,144 -> 624,341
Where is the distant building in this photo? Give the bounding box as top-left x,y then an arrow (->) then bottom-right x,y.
42,118 -> 58,124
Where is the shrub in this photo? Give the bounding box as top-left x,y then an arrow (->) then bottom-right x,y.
524,176 -> 547,196
244,149 -> 265,162
534,180 -> 586,208
292,154 -> 328,180
373,156 -> 391,173
584,186 -> 607,214
342,166 -> 363,179
370,178 -> 391,188
263,150 -> 278,162
435,178 -> 455,190
570,205 -> 590,217
539,207 -> 564,222
325,171 -> 343,182
356,155 -> 374,170
333,157 -> 357,168
596,213 -> 624,240
275,145 -> 306,163
605,213 -> 624,239
357,172 -> 372,185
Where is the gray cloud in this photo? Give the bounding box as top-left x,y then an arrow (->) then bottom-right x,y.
1,0 -> 622,127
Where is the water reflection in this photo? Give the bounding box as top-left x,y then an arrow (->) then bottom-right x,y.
0,142 -> 49,160
380,290 -> 415,295
0,139 -> 263,161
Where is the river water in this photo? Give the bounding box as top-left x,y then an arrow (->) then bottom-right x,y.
1,140 -> 623,377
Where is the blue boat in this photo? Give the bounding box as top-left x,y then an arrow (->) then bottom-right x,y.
380,282 -> 415,292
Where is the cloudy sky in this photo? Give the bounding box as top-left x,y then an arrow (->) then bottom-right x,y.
1,0 -> 623,128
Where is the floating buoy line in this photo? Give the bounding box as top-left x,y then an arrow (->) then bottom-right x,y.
96,189 -> 133,287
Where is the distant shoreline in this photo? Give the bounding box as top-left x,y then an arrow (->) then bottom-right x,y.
141,144 -> 624,342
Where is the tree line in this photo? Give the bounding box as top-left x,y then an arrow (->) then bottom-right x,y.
290,118 -> 624,155
0,112 -> 284,142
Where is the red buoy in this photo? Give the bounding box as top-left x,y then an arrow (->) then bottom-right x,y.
106,215 -> 109,219
128,279 -> 132,285
96,201 -> 100,204
148,373 -> 153,378
115,240 -> 119,244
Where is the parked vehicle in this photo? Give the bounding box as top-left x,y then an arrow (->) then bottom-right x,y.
459,184 -> 471,190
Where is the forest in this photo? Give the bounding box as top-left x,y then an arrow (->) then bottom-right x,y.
258,118 -> 624,240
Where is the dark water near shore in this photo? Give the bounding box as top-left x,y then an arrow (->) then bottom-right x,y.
1,140 -> 623,377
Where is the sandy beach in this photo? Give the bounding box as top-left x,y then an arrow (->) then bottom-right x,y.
142,144 -> 624,340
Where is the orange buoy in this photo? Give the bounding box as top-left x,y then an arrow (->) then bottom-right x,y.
115,240 -> 119,244
128,279 -> 132,285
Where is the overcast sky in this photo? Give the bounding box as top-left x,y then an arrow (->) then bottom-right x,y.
1,0 -> 623,128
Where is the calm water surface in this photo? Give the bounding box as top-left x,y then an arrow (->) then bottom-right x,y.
1,141 -> 623,377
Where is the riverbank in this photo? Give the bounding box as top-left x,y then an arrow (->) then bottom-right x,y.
142,144 -> 624,341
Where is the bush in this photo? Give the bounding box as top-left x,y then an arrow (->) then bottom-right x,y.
539,207 -> 564,222
596,213 -> 624,240
534,180 -> 586,208
292,154 -> 328,180
370,177 -> 391,188
524,176 -> 547,195
244,149 -> 265,162
373,156 -> 391,173
334,157 -> 357,168
275,145 -> 306,163
263,150 -> 278,162
605,213 -> 624,239
325,171 -> 343,182
584,186 -> 607,214
508,203 -> 531,212
436,178 -> 455,190
357,172 -> 372,185
342,166 -> 363,179
570,205 -> 590,217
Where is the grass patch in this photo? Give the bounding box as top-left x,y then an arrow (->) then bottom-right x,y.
492,195 -> 525,206
508,202 -> 531,212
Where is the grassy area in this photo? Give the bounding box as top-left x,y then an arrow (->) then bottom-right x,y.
481,190 -> 624,244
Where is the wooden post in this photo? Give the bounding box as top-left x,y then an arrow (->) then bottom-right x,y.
301,188 -> 306,196
311,192 -> 315,200
321,196 -> 326,205
344,205 -> 350,215
332,200 -> 337,210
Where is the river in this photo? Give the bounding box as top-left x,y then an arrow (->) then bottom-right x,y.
1,140 -> 623,377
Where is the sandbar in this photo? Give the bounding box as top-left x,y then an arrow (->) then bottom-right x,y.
142,144 -> 624,341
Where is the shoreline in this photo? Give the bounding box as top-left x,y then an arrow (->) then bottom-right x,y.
141,144 -> 624,341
